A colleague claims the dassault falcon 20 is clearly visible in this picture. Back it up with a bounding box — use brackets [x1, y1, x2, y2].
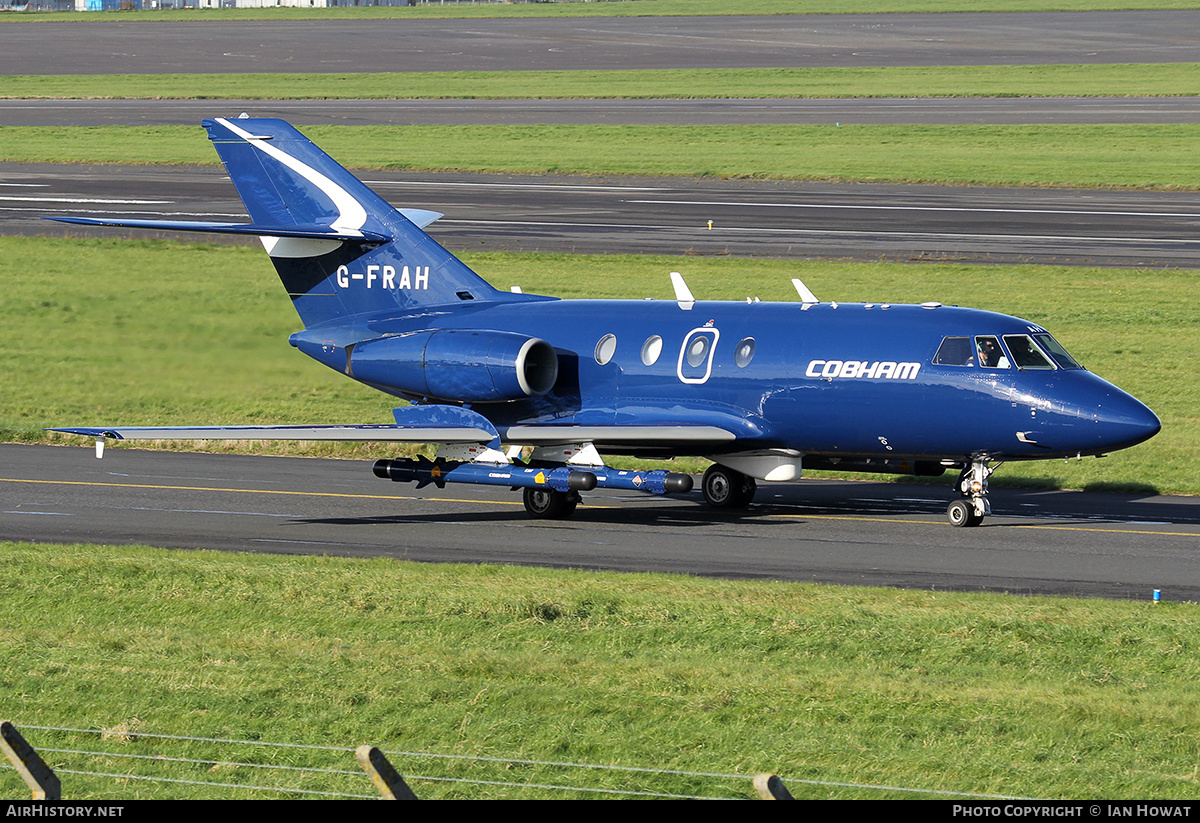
[49, 117, 1160, 527]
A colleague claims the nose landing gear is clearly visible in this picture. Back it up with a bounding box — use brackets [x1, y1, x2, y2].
[947, 460, 995, 527]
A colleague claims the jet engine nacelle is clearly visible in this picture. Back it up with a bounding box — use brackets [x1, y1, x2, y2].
[349, 329, 559, 403]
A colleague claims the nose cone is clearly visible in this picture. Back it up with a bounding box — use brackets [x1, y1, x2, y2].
[1049, 376, 1161, 456]
[1093, 388, 1161, 452]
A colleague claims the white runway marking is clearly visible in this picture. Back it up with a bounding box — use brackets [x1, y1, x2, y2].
[441, 218, 1197, 247]
[627, 199, 1200, 220]
[0, 195, 171, 204]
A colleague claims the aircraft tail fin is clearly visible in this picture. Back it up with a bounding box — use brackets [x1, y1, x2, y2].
[49, 117, 524, 328]
[201, 116, 513, 327]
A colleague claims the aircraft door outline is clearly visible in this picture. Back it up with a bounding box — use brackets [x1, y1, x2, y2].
[677, 327, 720, 384]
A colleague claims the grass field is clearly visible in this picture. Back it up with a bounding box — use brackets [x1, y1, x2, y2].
[3, 542, 1200, 799]
[6, 123, 1200, 190]
[4, 238, 1193, 495]
[7, 63, 1199, 100]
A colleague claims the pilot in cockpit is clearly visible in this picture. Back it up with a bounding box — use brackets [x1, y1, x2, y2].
[977, 336, 1010, 369]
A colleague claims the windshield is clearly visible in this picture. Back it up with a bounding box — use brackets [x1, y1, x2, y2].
[1003, 335, 1056, 370]
[1032, 333, 1084, 370]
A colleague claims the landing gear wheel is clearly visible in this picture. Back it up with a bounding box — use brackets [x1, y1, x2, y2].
[947, 499, 983, 528]
[523, 488, 579, 520]
[702, 465, 757, 509]
[948, 458, 996, 526]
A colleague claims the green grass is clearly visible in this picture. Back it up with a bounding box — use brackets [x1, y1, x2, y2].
[3, 238, 1193, 495]
[3, 542, 1200, 799]
[7, 63, 1199, 100]
[6, 123, 1200, 189]
[7, 0, 1200, 23]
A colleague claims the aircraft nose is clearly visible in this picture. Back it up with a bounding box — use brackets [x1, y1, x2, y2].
[1028, 377, 1160, 457]
[1083, 385, 1161, 453]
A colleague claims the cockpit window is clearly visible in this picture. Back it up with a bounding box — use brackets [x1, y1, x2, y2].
[933, 336, 973, 366]
[1003, 335, 1056, 370]
[975, 336, 1010, 369]
[1033, 333, 1084, 370]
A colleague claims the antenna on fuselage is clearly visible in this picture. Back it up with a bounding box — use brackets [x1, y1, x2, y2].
[670, 271, 695, 311]
[791, 278, 819, 305]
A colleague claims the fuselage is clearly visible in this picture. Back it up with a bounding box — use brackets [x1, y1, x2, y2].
[291, 296, 1161, 464]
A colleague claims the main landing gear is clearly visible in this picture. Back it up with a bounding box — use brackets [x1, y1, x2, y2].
[701, 464, 757, 509]
[946, 460, 995, 527]
[523, 487, 580, 520]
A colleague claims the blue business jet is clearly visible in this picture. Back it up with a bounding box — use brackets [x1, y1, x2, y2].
[49, 117, 1161, 527]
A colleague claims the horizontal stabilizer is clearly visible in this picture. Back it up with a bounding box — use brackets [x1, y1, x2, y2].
[46, 209, 447, 239]
[47, 216, 389, 242]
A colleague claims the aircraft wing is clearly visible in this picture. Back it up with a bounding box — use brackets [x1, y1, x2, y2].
[49, 405, 502, 450]
[504, 425, 738, 445]
[47, 424, 496, 443]
[51, 408, 749, 457]
[50, 422, 742, 447]
[501, 409, 757, 451]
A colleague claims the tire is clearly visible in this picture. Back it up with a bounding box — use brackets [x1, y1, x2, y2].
[523, 488, 579, 520]
[947, 498, 982, 527]
[702, 465, 756, 509]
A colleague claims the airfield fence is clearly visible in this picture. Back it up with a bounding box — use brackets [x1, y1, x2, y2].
[1, 722, 1031, 800]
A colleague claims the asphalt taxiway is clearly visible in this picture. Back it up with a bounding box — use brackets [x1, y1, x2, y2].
[2, 444, 1196, 601]
[3, 12, 1197, 75]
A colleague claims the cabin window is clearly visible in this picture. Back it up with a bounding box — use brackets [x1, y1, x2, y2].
[594, 334, 617, 366]
[641, 335, 663, 366]
[685, 334, 711, 367]
[975, 336, 1010, 369]
[933, 336, 973, 366]
[734, 337, 756, 368]
[1003, 335, 1056, 370]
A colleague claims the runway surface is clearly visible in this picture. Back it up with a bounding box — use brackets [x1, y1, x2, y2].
[2, 12, 1197, 75]
[2, 444, 1196, 601]
[8, 161, 1200, 267]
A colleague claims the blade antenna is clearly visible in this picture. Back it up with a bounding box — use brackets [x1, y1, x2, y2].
[791, 278, 819, 305]
[670, 271, 695, 311]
